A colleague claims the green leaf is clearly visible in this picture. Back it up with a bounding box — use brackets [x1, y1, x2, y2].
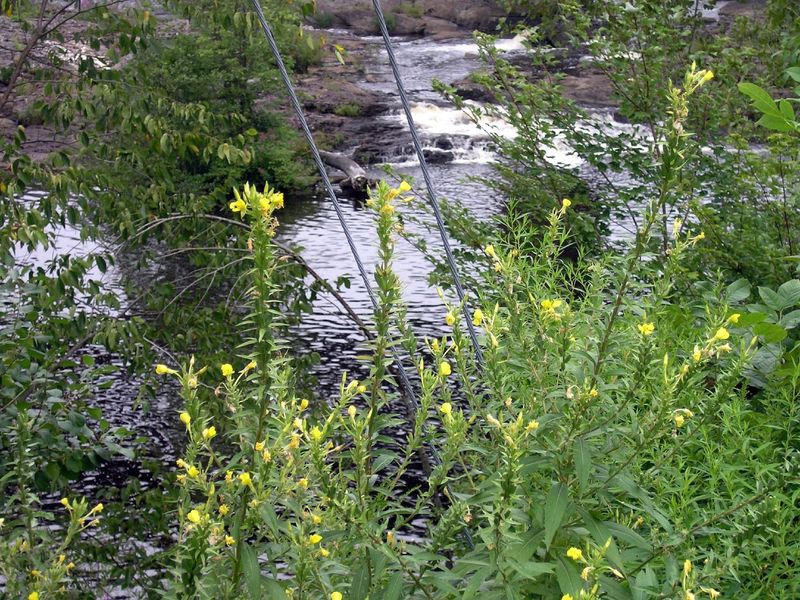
[573, 439, 590, 492]
[463, 565, 492, 599]
[779, 99, 796, 122]
[779, 310, 800, 330]
[738, 312, 766, 327]
[544, 483, 569, 549]
[241, 542, 262, 598]
[725, 278, 751, 302]
[777, 280, 800, 306]
[381, 573, 404, 600]
[554, 555, 582, 597]
[786, 67, 800, 83]
[263, 578, 287, 599]
[506, 559, 555, 580]
[753, 322, 788, 343]
[351, 559, 371, 600]
[758, 286, 787, 311]
[757, 114, 794, 132]
[738, 82, 780, 115]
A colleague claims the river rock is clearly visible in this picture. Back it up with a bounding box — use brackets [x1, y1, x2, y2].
[557, 70, 617, 108]
[450, 75, 498, 103]
[434, 137, 454, 150]
[300, 78, 391, 118]
[315, 0, 508, 36]
[422, 147, 454, 163]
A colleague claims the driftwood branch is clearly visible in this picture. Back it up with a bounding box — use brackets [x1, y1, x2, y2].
[319, 150, 369, 193]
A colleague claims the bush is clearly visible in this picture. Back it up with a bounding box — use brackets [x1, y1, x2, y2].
[143, 74, 796, 598]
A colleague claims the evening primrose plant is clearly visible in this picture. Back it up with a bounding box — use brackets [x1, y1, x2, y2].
[152, 69, 796, 597]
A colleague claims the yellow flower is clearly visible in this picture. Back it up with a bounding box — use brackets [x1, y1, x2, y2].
[187, 465, 200, 478]
[683, 559, 692, 575]
[541, 299, 563, 312]
[221, 363, 234, 377]
[239, 472, 252, 487]
[387, 530, 395, 545]
[310, 426, 324, 442]
[588, 387, 599, 398]
[348, 405, 357, 418]
[581, 566, 592, 581]
[561, 198, 572, 209]
[229, 199, 246, 214]
[298, 478, 309, 489]
[674, 413, 685, 428]
[270, 191, 284, 210]
[702, 70, 714, 81]
[398, 181, 412, 193]
[60, 497, 69, 507]
[331, 593, 343, 600]
[66, 562, 75, 570]
[225, 471, 233, 483]
[695, 231, 705, 241]
[186, 509, 201, 524]
[309, 533, 323, 545]
[713, 327, 730, 341]
[357, 384, 367, 394]
[255, 441, 265, 452]
[288, 434, 301, 449]
[31, 569, 41, 577]
[525, 419, 540, 432]
[299, 398, 309, 411]
[701, 588, 720, 599]
[312, 514, 322, 525]
[202, 426, 217, 441]
[225, 535, 235, 546]
[320, 547, 330, 557]
[242, 360, 257, 373]
[90, 503, 103, 514]
[638, 322, 655, 336]
[561, 595, 573, 600]
[439, 402, 452, 416]
[380, 203, 395, 216]
[179, 412, 191, 427]
[219, 504, 230, 516]
[445, 311, 456, 326]
[485, 244, 496, 258]
[729, 313, 741, 324]
[566, 547, 583, 561]
[262, 449, 272, 462]
[155, 364, 177, 375]
[692, 346, 702, 362]
[28, 593, 39, 600]
[439, 361, 452, 377]
[472, 308, 484, 326]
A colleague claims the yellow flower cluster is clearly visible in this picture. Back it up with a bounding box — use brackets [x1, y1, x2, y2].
[229, 182, 285, 218]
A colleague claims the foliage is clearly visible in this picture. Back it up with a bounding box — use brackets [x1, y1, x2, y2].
[438, 0, 800, 287]
[143, 80, 796, 598]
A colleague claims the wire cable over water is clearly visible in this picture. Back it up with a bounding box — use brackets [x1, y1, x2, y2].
[371, 0, 485, 369]
[248, 0, 474, 548]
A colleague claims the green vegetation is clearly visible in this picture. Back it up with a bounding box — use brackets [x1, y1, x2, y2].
[1, 0, 799, 598]
[334, 102, 364, 117]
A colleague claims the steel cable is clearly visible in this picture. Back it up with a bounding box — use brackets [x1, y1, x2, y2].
[248, 1, 474, 549]
[371, 0, 485, 369]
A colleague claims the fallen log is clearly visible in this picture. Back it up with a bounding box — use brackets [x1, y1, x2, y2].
[319, 150, 369, 193]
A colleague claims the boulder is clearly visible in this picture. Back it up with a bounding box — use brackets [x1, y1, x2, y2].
[300, 78, 391, 117]
[422, 147, 454, 163]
